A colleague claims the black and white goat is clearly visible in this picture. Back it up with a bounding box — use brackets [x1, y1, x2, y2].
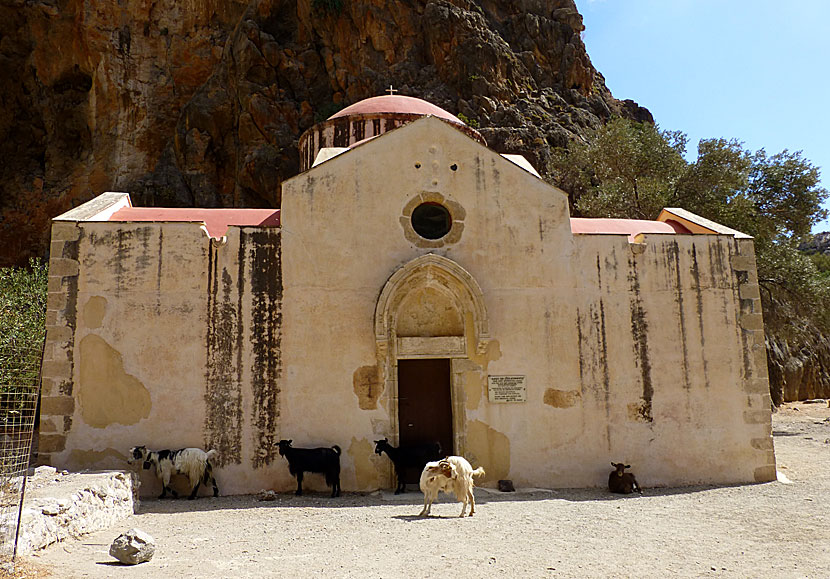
[277, 439, 341, 497]
[129, 445, 219, 500]
[374, 438, 442, 494]
[608, 462, 642, 494]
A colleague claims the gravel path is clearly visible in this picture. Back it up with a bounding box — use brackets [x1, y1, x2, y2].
[24, 402, 830, 578]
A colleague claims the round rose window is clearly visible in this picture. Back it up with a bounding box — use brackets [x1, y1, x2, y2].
[411, 203, 452, 240]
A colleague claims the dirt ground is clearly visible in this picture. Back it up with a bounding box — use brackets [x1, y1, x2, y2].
[12, 401, 830, 578]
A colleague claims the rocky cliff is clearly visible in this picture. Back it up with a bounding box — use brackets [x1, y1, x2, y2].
[0, 0, 650, 267]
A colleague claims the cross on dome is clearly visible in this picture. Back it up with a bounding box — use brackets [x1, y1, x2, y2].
[385, 85, 398, 95]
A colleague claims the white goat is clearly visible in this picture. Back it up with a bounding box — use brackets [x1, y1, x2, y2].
[418, 456, 485, 517]
[129, 445, 219, 499]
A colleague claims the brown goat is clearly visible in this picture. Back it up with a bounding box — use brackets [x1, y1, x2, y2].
[608, 462, 642, 494]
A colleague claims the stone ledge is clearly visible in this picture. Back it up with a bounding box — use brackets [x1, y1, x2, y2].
[0, 468, 138, 555]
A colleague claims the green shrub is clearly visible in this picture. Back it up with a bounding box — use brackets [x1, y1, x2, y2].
[0, 258, 48, 398]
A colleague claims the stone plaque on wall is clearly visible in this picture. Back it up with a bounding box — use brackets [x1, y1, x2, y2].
[488, 375, 527, 403]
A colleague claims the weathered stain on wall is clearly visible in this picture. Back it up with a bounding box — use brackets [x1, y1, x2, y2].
[667, 241, 691, 396]
[544, 388, 581, 408]
[353, 365, 382, 410]
[204, 244, 243, 466]
[689, 245, 711, 389]
[246, 230, 282, 468]
[78, 334, 150, 427]
[627, 254, 653, 422]
[60, 234, 80, 398]
[348, 437, 381, 489]
[466, 420, 508, 483]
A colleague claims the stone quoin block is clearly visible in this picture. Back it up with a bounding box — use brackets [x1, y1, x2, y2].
[47, 291, 68, 310]
[50, 222, 81, 242]
[46, 325, 73, 344]
[40, 395, 75, 416]
[41, 360, 71, 379]
[739, 284, 761, 300]
[753, 465, 776, 482]
[739, 313, 765, 331]
[731, 255, 756, 271]
[49, 258, 80, 278]
[39, 434, 67, 454]
[743, 409, 771, 424]
[750, 436, 773, 451]
[47, 275, 64, 293]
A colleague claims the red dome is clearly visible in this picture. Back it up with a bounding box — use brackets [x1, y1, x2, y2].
[329, 95, 465, 126]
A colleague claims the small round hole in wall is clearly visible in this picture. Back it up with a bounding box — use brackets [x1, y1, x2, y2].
[411, 202, 452, 240]
[415, 162, 421, 169]
[450, 163, 458, 171]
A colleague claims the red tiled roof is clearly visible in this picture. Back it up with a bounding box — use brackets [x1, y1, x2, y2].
[109, 207, 280, 238]
[570, 218, 676, 241]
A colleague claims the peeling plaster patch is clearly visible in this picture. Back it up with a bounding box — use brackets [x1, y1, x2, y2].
[247, 230, 282, 468]
[349, 437, 380, 489]
[464, 312, 500, 369]
[68, 448, 125, 470]
[353, 365, 382, 410]
[627, 400, 653, 423]
[466, 420, 509, 483]
[463, 370, 483, 410]
[543, 389, 581, 408]
[79, 334, 150, 428]
[83, 296, 107, 329]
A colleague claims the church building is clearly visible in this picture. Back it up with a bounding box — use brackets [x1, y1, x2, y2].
[38, 96, 776, 495]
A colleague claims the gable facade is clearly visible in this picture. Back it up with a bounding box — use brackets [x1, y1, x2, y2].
[39, 116, 774, 495]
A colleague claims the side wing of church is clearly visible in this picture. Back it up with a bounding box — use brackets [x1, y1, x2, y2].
[39, 102, 775, 496]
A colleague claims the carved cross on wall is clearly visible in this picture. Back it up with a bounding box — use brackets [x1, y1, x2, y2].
[386, 85, 398, 95]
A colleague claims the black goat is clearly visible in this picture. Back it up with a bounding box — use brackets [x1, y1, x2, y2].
[277, 439, 341, 497]
[374, 438, 442, 494]
[608, 462, 642, 494]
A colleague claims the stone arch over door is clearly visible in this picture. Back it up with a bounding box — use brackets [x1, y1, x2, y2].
[374, 254, 490, 458]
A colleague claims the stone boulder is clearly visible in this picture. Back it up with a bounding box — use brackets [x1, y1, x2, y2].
[109, 528, 155, 565]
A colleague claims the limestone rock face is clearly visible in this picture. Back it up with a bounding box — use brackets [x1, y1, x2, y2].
[0, 0, 649, 266]
[109, 528, 155, 565]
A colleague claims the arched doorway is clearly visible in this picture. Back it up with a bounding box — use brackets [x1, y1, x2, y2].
[374, 254, 490, 477]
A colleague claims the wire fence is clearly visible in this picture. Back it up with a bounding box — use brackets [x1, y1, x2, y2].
[0, 343, 43, 570]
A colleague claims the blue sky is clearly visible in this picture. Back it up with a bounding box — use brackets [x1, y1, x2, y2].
[574, 0, 830, 234]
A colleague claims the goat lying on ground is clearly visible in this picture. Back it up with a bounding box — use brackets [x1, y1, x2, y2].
[418, 456, 485, 517]
[608, 462, 642, 494]
[277, 439, 341, 497]
[374, 438, 442, 494]
[128, 445, 219, 499]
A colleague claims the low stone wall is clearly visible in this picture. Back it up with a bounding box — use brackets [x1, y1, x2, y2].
[1, 467, 138, 555]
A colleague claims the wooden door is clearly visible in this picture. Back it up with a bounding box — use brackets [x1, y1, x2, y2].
[397, 358, 453, 483]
